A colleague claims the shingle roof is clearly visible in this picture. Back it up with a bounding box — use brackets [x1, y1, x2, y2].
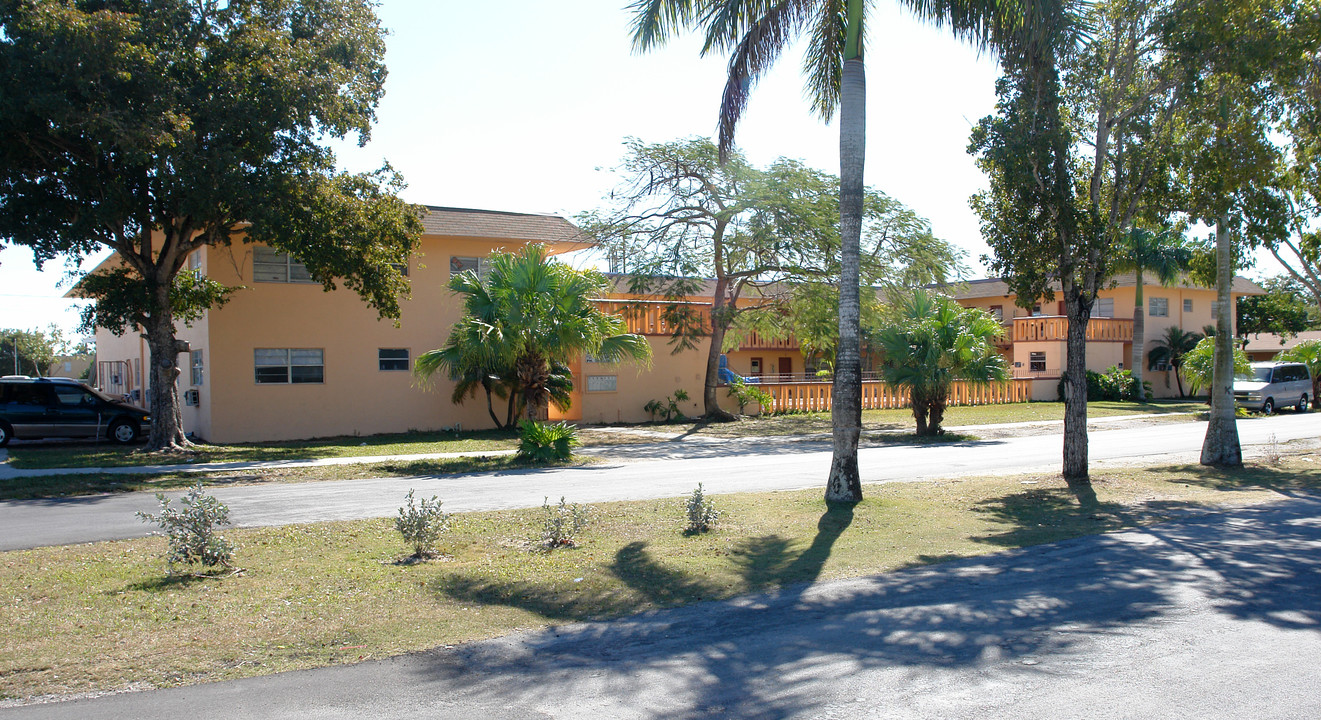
[1243, 330, 1321, 354]
[419, 206, 591, 246]
[949, 273, 1266, 300]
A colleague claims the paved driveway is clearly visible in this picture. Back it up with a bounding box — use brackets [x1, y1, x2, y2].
[6, 494, 1319, 718]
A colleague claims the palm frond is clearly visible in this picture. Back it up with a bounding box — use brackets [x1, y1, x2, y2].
[803, 0, 846, 121]
[716, 1, 812, 162]
[629, 0, 701, 51]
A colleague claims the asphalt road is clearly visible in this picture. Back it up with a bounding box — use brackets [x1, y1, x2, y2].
[2, 412, 1319, 551]
[6, 492, 1319, 719]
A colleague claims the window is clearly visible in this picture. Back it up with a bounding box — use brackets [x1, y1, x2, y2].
[188, 250, 202, 273]
[378, 348, 410, 371]
[253, 246, 315, 283]
[390, 262, 409, 277]
[450, 256, 489, 280]
[586, 375, 617, 392]
[989, 305, 1004, 322]
[1030, 352, 1047, 373]
[1183, 298, 1193, 313]
[1032, 304, 1044, 316]
[1093, 298, 1114, 318]
[52, 385, 95, 406]
[1149, 297, 1169, 317]
[190, 350, 204, 386]
[254, 349, 324, 384]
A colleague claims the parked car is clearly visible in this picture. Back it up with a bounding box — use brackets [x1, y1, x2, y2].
[1232, 361, 1313, 415]
[0, 376, 151, 446]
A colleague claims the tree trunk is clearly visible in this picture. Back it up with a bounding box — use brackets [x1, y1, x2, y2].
[826, 47, 865, 504]
[1131, 274, 1147, 400]
[702, 285, 736, 422]
[1201, 220, 1242, 466]
[142, 288, 191, 452]
[1063, 290, 1091, 483]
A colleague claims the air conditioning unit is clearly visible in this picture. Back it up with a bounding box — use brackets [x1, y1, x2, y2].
[184, 389, 200, 406]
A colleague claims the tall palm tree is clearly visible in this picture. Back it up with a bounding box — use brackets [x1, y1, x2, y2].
[1147, 326, 1204, 398]
[417, 244, 652, 423]
[629, 0, 1014, 502]
[1112, 227, 1192, 400]
[876, 290, 1009, 435]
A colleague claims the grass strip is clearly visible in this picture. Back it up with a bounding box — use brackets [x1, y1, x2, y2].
[6, 429, 521, 470]
[2, 454, 1315, 703]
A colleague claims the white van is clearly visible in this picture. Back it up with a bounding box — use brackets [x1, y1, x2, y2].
[1232, 362, 1313, 414]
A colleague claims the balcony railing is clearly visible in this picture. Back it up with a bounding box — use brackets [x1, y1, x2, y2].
[1012, 316, 1132, 343]
[741, 378, 1033, 414]
[596, 299, 799, 351]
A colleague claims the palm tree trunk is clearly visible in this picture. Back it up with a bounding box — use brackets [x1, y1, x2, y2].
[1131, 274, 1146, 400]
[825, 18, 865, 504]
[1201, 219, 1242, 466]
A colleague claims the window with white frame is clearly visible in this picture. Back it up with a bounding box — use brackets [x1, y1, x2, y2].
[449, 256, 489, 280]
[1183, 298, 1193, 313]
[1149, 297, 1169, 317]
[586, 375, 617, 392]
[190, 350, 204, 386]
[1093, 298, 1114, 317]
[378, 348, 409, 371]
[254, 348, 324, 384]
[253, 246, 315, 283]
[1030, 352, 1047, 372]
[989, 305, 1004, 322]
[390, 262, 409, 277]
[188, 250, 203, 273]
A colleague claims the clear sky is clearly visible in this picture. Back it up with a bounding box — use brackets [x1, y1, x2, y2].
[0, 0, 1267, 341]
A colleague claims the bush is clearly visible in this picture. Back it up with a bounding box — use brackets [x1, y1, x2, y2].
[1058, 366, 1152, 402]
[517, 420, 579, 462]
[136, 482, 235, 573]
[726, 378, 772, 415]
[541, 496, 591, 548]
[395, 489, 451, 559]
[644, 388, 690, 422]
[684, 482, 720, 533]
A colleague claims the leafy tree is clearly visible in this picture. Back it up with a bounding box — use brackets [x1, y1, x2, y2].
[1236, 277, 1316, 343]
[417, 244, 652, 422]
[628, 0, 1005, 502]
[1161, 0, 1319, 466]
[1112, 227, 1193, 399]
[0, 0, 423, 452]
[1147, 326, 1204, 397]
[582, 138, 963, 420]
[970, 0, 1147, 484]
[0, 326, 61, 376]
[1181, 336, 1250, 396]
[875, 290, 1008, 436]
[1276, 339, 1321, 409]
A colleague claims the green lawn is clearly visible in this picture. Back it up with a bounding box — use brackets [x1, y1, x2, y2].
[5, 428, 520, 470]
[0, 453, 1311, 702]
[2, 400, 1206, 471]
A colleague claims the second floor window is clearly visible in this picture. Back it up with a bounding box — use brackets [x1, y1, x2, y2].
[1030, 352, 1047, 372]
[378, 348, 409, 371]
[450, 256, 490, 281]
[1149, 297, 1169, 317]
[255, 348, 324, 384]
[253, 246, 315, 283]
[190, 350, 204, 386]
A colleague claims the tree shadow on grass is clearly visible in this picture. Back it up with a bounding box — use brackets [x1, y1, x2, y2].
[410, 494, 1321, 719]
[1145, 462, 1321, 496]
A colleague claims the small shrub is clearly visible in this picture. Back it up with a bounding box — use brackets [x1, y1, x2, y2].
[1262, 433, 1283, 466]
[726, 378, 772, 415]
[684, 482, 720, 533]
[395, 489, 452, 559]
[644, 388, 691, 422]
[136, 482, 234, 573]
[541, 496, 591, 548]
[517, 420, 579, 462]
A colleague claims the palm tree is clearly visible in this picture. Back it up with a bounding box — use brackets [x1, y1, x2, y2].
[629, 0, 1015, 502]
[1112, 227, 1192, 400]
[1147, 326, 1203, 398]
[417, 244, 652, 423]
[876, 290, 1009, 435]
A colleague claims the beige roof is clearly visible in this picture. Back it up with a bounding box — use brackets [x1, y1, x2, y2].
[950, 273, 1265, 300]
[1243, 330, 1321, 354]
[419, 206, 590, 247]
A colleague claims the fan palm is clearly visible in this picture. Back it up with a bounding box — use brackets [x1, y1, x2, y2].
[1275, 339, 1321, 409]
[1147, 326, 1204, 397]
[630, 0, 1022, 502]
[1112, 227, 1192, 400]
[417, 244, 652, 424]
[876, 290, 1009, 436]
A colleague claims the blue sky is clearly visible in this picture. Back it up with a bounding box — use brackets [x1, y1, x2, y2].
[1, 1, 1018, 338]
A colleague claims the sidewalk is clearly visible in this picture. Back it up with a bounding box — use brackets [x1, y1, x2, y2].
[0, 412, 1197, 481]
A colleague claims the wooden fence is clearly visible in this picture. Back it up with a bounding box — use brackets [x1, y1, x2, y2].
[753, 378, 1033, 414]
